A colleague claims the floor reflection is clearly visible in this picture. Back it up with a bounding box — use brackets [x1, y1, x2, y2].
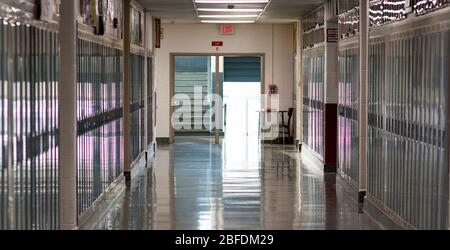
[83, 136, 380, 230]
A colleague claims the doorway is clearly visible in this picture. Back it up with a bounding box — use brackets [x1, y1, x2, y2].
[170, 54, 264, 144]
[223, 56, 262, 139]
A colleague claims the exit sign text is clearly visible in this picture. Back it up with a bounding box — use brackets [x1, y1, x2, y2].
[220, 24, 234, 35]
[212, 41, 224, 47]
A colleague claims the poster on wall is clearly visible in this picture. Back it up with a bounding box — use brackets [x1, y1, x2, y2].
[105, 0, 122, 37]
[115, 0, 123, 37]
[96, 0, 105, 35]
[40, 0, 56, 22]
[80, 0, 97, 27]
[155, 19, 161, 49]
[130, 6, 144, 46]
[79, 0, 120, 36]
[106, 0, 118, 29]
[79, 0, 111, 36]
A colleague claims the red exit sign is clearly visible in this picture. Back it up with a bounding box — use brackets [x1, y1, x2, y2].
[212, 41, 224, 47]
[220, 24, 234, 35]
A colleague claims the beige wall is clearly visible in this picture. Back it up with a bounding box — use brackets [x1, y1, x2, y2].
[154, 23, 295, 138]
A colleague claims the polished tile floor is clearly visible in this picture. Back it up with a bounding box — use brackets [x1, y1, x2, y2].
[81, 136, 381, 230]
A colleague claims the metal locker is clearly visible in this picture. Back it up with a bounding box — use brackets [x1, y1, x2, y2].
[302, 47, 325, 158]
[366, 17, 450, 229]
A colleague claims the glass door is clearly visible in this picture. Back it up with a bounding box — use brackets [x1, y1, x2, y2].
[172, 56, 223, 138]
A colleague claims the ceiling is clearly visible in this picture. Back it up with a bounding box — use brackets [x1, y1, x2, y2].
[136, 0, 325, 24]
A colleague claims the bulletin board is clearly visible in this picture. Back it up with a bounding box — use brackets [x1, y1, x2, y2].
[130, 5, 144, 46]
[80, 0, 123, 37]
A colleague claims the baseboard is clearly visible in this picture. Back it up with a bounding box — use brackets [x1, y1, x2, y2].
[363, 198, 407, 230]
[336, 174, 361, 204]
[323, 164, 337, 173]
[262, 140, 293, 144]
[175, 131, 225, 137]
[156, 137, 170, 145]
[77, 174, 125, 230]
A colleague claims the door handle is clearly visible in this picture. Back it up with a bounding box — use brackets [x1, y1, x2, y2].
[224, 104, 227, 126]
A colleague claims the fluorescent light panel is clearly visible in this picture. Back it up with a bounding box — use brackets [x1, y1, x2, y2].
[197, 8, 264, 12]
[199, 15, 258, 18]
[195, 0, 270, 24]
[201, 20, 255, 23]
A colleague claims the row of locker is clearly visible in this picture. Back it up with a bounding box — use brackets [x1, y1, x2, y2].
[302, 2, 450, 229]
[76, 38, 125, 217]
[130, 54, 146, 162]
[0, 21, 59, 230]
[302, 48, 325, 158]
[76, 39, 151, 218]
[366, 28, 449, 230]
[335, 25, 450, 229]
[338, 46, 359, 183]
[337, 0, 450, 42]
[0, 19, 154, 229]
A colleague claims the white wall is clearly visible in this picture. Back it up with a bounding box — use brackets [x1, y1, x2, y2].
[154, 23, 295, 138]
[295, 21, 303, 144]
[145, 12, 154, 52]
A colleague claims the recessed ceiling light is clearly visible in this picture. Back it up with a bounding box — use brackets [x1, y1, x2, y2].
[201, 20, 256, 23]
[197, 8, 264, 12]
[194, 0, 271, 24]
[199, 15, 258, 18]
